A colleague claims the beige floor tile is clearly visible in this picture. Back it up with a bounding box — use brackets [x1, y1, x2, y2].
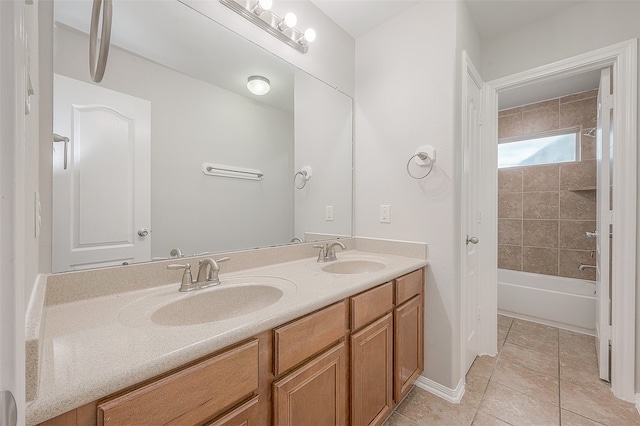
[560, 410, 605, 425]
[396, 387, 477, 426]
[498, 325, 509, 351]
[491, 360, 559, 405]
[499, 342, 558, 377]
[559, 330, 597, 368]
[560, 380, 640, 425]
[559, 356, 600, 387]
[511, 319, 559, 336]
[462, 372, 490, 408]
[506, 327, 558, 356]
[471, 411, 512, 426]
[479, 382, 560, 425]
[469, 355, 498, 380]
[498, 315, 514, 329]
[383, 412, 419, 426]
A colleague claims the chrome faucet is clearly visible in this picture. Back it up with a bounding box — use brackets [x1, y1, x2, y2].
[167, 256, 229, 292]
[169, 248, 183, 258]
[313, 241, 346, 263]
[196, 257, 230, 288]
[290, 237, 304, 244]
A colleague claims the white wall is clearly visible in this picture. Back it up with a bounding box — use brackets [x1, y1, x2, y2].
[180, 0, 355, 97]
[355, 0, 481, 391]
[294, 71, 352, 240]
[54, 27, 294, 259]
[480, 0, 640, 394]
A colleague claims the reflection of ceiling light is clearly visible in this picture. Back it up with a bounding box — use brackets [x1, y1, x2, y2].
[247, 75, 270, 95]
[220, 0, 316, 54]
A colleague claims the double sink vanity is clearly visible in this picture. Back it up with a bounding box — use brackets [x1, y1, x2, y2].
[27, 238, 428, 426]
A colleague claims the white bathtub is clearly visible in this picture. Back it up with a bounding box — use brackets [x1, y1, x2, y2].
[497, 269, 596, 335]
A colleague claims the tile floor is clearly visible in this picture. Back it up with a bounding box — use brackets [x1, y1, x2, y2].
[385, 315, 640, 425]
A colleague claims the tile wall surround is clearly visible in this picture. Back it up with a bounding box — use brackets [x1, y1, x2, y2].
[498, 90, 598, 281]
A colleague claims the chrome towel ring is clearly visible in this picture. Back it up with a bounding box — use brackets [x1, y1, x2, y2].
[294, 166, 312, 189]
[89, 0, 113, 83]
[406, 152, 434, 179]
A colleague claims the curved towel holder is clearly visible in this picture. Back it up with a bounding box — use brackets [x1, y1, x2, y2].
[407, 145, 436, 180]
[294, 166, 312, 189]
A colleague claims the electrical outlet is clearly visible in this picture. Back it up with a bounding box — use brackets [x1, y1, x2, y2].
[325, 206, 334, 221]
[379, 205, 390, 223]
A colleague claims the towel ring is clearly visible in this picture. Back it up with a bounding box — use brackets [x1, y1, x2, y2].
[406, 152, 434, 179]
[294, 166, 312, 189]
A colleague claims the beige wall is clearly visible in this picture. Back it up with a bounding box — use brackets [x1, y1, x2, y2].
[497, 90, 598, 281]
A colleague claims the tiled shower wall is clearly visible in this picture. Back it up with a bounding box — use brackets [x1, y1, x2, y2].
[498, 90, 598, 281]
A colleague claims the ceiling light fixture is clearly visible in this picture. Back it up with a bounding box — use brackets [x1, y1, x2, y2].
[220, 0, 316, 54]
[247, 75, 271, 95]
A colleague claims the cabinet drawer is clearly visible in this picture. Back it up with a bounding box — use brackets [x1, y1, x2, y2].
[350, 282, 393, 331]
[206, 395, 259, 426]
[274, 300, 347, 375]
[97, 339, 259, 426]
[395, 269, 423, 305]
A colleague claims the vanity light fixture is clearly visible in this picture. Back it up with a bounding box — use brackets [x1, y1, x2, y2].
[247, 75, 271, 95]
[220, 0, 316, 54]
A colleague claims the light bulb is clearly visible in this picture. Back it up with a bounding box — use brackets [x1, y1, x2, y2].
[252, 0, 272, 14]
[279, 12, 297, 30]
[247, 75, 270, 96]
[303, 28, 316, 43]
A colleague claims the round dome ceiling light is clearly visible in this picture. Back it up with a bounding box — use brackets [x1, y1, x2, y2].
[247, 75, 271, 96]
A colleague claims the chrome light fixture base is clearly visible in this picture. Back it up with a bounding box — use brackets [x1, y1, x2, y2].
[220, 0, 310, 54]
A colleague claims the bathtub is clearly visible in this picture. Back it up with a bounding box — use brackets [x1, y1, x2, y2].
[497, 269, 596, 335]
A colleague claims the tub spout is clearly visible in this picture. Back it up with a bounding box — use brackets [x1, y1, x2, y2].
[578, 263, 596, 271]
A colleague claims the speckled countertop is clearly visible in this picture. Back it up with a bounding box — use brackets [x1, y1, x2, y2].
[26, 249, 428, 425]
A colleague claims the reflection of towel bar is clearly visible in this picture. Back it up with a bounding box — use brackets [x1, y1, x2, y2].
[202, 163, 263, 181]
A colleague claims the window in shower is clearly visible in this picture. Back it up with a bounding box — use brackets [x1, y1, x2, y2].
[498, 127, 581, 168]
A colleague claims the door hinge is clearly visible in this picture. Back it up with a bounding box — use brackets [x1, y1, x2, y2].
[603, 93, 614, 110]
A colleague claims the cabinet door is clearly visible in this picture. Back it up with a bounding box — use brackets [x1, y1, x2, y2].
[351, 313, 393, 426]
[394, 295, 423, 402]
[273, 342, 347, 426]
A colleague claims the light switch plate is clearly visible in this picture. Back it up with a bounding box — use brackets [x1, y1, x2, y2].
[379, 205, 390, 223]
[325, 206, 334, 221]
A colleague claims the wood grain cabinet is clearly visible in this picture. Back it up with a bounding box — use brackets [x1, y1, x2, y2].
[393, 270, 424, 402]
[97, 339, 259, 426]
[36, 268, 426, 426]
[273, 342, 348, 426]
[350, 283, 394, 426]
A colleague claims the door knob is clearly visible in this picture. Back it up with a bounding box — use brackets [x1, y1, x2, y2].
[466, 235, 479, 245]
[137, 228, 149, 237]
[586, 231, 597, 238]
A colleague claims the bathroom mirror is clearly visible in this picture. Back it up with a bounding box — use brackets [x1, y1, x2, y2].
[51, 0, 352, 272]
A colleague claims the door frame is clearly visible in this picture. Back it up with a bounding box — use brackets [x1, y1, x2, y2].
[481, 39, 637, 401]
[0, 0, 27, 424]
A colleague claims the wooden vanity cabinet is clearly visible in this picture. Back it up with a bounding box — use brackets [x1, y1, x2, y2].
[349, 283, 394, 426]
[393, 270, 424, 402]
[36, 268, 426, 426]
[272, 300, 349, 426]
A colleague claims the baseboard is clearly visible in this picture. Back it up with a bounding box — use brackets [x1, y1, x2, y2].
[414, 375, 465, 403]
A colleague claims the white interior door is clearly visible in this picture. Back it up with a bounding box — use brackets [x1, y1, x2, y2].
[53, 74, 151, 272]
[462, 53, 483, 374]
[595, 67, 613, 382]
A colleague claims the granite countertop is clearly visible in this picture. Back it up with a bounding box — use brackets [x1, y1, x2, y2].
[26, 249, 428, 425]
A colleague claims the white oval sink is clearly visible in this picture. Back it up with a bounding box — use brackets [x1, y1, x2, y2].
[321, 260, 386, 274]
[118, 276, 296, 327]
[151, 284, 283, 326]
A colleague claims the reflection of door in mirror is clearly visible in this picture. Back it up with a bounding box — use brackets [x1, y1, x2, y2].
[53, 74, 151, 272]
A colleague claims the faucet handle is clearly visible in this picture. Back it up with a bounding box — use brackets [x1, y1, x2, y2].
[313, 244, 328, 263]
[167, 263, 196, 291]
